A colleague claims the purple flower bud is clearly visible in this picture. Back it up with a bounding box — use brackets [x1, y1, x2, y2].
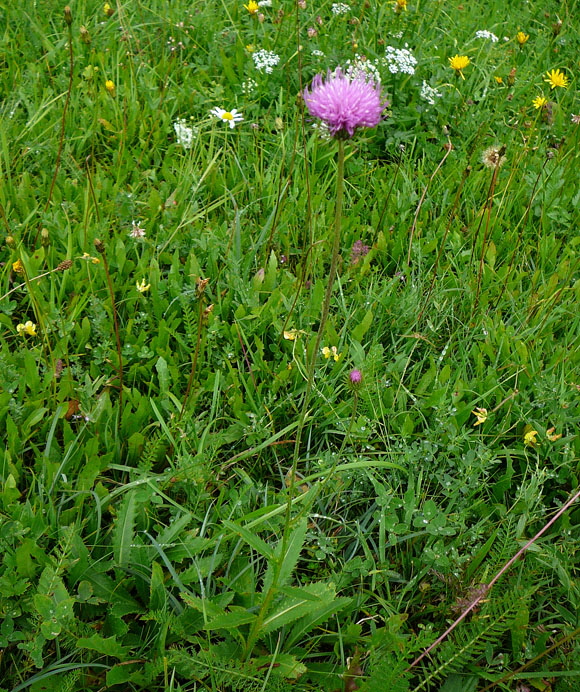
[349, 368, 362, 385]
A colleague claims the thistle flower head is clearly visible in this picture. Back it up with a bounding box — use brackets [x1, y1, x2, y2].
[348, 369, 363, 387]
[303, 68, 384, 138]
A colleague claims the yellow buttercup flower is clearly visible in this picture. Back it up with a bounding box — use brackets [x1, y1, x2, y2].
[244, 0, 259, 14]
[16, 321, 37, 336]
[544, 69, 569, 89]
[472, 407, 488, 427]
[516, 31, 529, 45]
[105, 79, 116, 95]
[532, 95, 548, 109]
[448, 55, 470, 79]
[136, 278, 151, 293]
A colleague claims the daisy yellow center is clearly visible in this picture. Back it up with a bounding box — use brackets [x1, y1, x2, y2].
[222, 112, 234, 120]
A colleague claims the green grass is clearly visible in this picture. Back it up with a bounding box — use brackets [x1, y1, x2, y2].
[1, 0, 579, 690]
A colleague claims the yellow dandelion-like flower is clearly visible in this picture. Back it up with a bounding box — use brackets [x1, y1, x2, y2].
[394, 0, 407, 12]
[544, 69, 569, 89]
[105, 79, 116, 95]
[516, 31, 529, 45]
[523, 427, 538, 447]
[244, 0, 259, 13]
[448, 55, 470, 79]
[532, 95, 548, 109]
[12, 259, 24, 274]
[472, 407, 488, 427]
[16, 320, 37, 337]
[494, 75, 503, 84]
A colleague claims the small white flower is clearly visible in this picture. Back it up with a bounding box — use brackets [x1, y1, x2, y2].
[173, 118, 196, 148]
[474, 30, 499, 42]
[312, 49, 325, 57]
[210, 107, 244, 128]
[331, 2, 350, 14]
[252, 49, 280, 73]
[258, 0, 272, 5]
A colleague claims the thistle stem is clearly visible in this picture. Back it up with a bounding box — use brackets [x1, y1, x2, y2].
[243, 139, 345, 661]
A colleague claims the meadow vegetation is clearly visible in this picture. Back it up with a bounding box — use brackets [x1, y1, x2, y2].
[1, 0, 579, 690]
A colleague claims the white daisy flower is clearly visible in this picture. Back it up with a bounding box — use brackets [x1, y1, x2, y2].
[210, 107, 244, 128]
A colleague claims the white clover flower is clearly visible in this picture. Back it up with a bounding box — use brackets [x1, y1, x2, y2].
[129, 220, 146, 239]
[331, 2, 350, 15]
[344, 54, 381, 83]
[475, 30, 499, 42]
[383, 45, 417, 75]
[173, 118, 196, 149]
[252, 49, 280, 73]
[210, 107, 244, 128]
[420, 81, 442, 105]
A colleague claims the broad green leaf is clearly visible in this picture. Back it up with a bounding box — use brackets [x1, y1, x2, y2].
[113, 489, 137, 566]
[352, 309, 374, 342]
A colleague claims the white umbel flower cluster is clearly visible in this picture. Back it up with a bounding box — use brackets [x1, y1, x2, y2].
[383, 45, 417, 75]
[331, 3, 350, 15]
[344, 54, 382, 83]
[420, 81, 442, 105]
[252, 49, 280, 73]
[474, 30, 499, 42]
[173, 118, 196, 148]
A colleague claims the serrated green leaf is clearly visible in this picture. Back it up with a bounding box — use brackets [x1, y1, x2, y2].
[222, 519, 274, 560]
[262, 517, 307, 596]
[205, 607, 258, 631]
[76, 633, 131, 659]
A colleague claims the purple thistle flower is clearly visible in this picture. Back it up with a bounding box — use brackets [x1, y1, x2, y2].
[351, 239, 370, 265]
[349, 368, 363, 385]
[303, 68, 384, 138]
